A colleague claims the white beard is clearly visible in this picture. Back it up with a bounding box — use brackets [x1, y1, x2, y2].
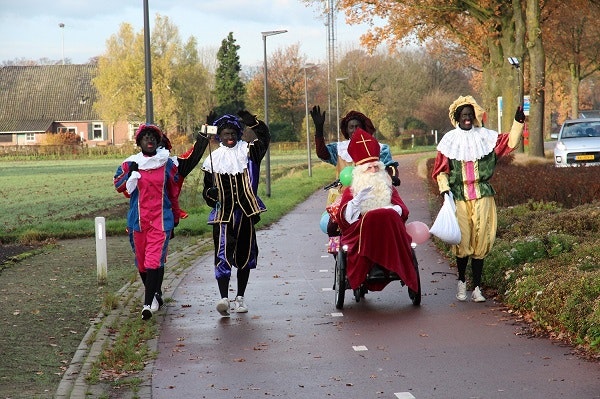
[351, 162, 393, 213]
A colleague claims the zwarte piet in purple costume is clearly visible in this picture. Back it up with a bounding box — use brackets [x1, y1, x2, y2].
[201, 110, 269, 315]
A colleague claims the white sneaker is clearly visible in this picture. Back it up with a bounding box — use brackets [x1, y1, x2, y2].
[456, 281, 467, 301]
[150, 296, 160, 312]
[471, 286, 486, 302]
[141, 305, 153, 320]
[233, 296, 248, 313]
[216, 298, 230, 316]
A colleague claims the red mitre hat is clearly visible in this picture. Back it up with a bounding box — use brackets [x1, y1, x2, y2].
[348, 127, 380, 165]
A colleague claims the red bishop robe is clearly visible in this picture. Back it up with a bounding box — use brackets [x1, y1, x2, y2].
[336, 187, 418, 292]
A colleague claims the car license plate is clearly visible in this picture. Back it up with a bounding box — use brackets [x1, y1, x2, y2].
[575, 154, 595, 161]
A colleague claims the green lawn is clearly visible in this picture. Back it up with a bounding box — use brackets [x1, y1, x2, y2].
[0, 150, 331, 243]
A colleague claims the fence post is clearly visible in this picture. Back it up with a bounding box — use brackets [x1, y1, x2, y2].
[95, 217, 107, 285]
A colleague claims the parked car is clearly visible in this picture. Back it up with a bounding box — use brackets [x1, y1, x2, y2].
[553, 118, 600, 167]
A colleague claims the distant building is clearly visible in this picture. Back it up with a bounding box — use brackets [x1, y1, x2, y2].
[0, 64, 135, 146]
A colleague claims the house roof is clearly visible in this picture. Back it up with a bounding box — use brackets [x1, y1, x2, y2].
[0, 64, 100, 134]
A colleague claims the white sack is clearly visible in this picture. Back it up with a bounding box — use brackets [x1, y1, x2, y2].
[429, 192, 461, 245]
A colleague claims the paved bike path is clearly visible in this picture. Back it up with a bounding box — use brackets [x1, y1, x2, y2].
[149, 153, 600, 399]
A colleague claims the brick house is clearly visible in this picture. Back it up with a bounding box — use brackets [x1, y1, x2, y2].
[0, 64, 134, 147]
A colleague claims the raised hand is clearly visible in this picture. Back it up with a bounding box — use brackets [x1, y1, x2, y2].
[237, 110, 259, 127]
[310, 105, 326, 136]
[515, 106, 526, 123]
[353, 186, 373, 204]
[206, 110, 218, 125]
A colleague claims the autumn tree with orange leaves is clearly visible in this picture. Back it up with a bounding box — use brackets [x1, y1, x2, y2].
[544, 0, 600, 119]
[245, 44, 329, 141]
[304, 0, 551, 155]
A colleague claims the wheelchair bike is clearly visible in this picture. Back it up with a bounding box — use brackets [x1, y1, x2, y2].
[323, 180, 422, 309]
[333, 240, 422, 309]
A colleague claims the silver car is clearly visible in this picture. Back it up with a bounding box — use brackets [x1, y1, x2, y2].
[553, 118, 600, 167]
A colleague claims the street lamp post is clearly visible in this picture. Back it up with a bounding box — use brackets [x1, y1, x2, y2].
[58, 23, 65, 65]
[335, 77, 348, 143]
[262, 30, 287, 197]
[143, 0, 154, 124]
[303, 63, 316, 177]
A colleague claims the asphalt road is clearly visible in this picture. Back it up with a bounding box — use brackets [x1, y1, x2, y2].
[151, 153, 599, 399]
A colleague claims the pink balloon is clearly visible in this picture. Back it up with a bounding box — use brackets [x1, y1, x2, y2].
[405, 221, 430, 245]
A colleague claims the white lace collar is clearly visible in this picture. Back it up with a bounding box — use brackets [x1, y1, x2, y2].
[337, 140, 353, 163]
[437, 126, 498, 161]
[202, 141, 249, 174]
[125, 148, 170, 170]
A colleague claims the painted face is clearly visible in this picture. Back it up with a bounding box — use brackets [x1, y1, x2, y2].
[219, 128, 239, 148]
[458, 106, 475, 130]
[139, 131, 158, 153]
[346, 119, 364, 138]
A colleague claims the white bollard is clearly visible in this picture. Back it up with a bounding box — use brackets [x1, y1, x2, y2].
[95, 216, 107, 285]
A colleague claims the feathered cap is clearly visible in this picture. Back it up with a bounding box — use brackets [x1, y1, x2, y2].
[340, 110, 376, 139]
[448, 95, 486, 128]
[212, 114, 244, 140]
[347, 127, 380, 165]
[135, 124, 163, 146]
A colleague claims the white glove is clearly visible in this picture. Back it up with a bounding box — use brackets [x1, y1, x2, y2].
[126, 171, 141, 194]
[353, 186, 373, 204]
[344, 186, 373, 224]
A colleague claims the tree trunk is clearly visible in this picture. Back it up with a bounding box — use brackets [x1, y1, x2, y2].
[481, 39, 503, 131]
[483, 12, 518, 134]
[570, 69, 580, 118]
[526, 0, 546, 158]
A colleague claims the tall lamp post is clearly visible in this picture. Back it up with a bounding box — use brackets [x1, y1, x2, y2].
[262, 29, 287, 197]
[143, 0, 154, 124]
[335, 77, 348, 142]
[58, 23, 65, 65]
[302, 63, 316, 177]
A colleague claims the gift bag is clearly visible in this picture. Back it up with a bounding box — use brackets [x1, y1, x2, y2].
[429, 192, 461, 245]
[325, 188, 343, 225]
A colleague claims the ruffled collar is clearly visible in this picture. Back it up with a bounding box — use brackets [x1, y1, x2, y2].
[437, 126, 498, 161]
[337, 140, 353, 163]
[202, 141, 249, 174]
[125, 148, 170, 170]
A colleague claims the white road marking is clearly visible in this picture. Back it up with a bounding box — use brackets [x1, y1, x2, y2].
[322, 287, 333, 292]
[394, 393, 416, 399]
[330, 312, 343, 317]
[352, 345, 368, 351]
[319, 269, 328, 272]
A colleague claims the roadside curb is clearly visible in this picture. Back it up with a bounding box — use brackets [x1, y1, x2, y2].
[55, 239, 210, 399]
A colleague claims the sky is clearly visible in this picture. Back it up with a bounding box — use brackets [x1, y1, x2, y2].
[0, 0, 381, 68]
